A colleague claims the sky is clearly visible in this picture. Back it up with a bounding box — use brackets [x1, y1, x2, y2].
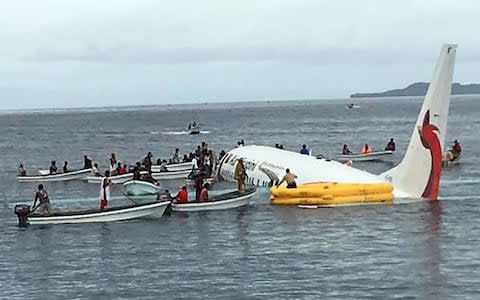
[1, 0, 480, 109]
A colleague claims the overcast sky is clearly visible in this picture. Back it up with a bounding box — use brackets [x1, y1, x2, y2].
[1, 0, 479, 109]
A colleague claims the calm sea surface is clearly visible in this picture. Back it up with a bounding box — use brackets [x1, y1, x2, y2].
[1, 96, 479, 299]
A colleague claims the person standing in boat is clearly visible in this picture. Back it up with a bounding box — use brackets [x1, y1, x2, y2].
[18, 163, 27, 176]
[63, 161, 69, 173]
[199, 183, 210, 202]
[342, 144, 352, 155]
[300, 144, 310, 155]
[277, 169, 298, 189]
[33, 184, 52, 215]
[49, 161, 58, 175]
[109, 153, 117, 171]
[234, 158, 247, 193]
[452, 139, 462, 159]
[384, 138, 396, 151]
[361, 144, 373, 154]
[83, 155, 93, 169]
[100, 171, 112, 210]
[172, 148, 180, 163]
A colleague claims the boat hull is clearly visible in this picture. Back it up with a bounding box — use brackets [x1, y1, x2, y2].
[123, 180, 162, 196]
[152, 169, 191, 180]
[27, 201, 170, 225]
[151, 162, 194, 173]
[172, 188, 256, 212]
[17, 169, 92, 182]
[86, 173, 135, 184]
[336, 150, 393, 162]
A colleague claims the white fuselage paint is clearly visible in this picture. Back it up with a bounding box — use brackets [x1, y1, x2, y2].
[218, 145, 409, 198]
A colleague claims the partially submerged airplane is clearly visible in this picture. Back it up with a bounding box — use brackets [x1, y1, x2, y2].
[218, 44, 457, 200]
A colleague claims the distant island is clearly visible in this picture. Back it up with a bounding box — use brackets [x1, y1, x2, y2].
[350, 82, 480, 98]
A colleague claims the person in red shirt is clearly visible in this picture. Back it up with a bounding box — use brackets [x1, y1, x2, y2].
[175, 186, 188, 204]
[452, 140, 462, 158]
[199, 183, 210, 202]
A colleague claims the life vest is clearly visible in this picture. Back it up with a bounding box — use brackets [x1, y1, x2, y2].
[176, 189, 188, 203]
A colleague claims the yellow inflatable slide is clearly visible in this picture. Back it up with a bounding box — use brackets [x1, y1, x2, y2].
[270, 182, 394, 206]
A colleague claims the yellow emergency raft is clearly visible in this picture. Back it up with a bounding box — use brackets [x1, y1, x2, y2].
[270, 182, 394, 206]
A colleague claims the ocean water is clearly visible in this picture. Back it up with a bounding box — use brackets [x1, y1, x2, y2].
[1, 96, 479, 299]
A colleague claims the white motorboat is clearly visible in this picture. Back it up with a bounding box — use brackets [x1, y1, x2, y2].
[172, 188, 256, 212]
[151, 161, 194, 173]
[152, 169, 192, 180]
[14, 201, 171, 226]
[336, 150, 394, 162]
[346, 103, 360, 109]
[188, 125, 201, 134]
[123, 180, 162, 196]
[17, 169, 92, 183]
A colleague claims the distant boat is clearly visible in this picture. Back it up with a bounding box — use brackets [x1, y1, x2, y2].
[346, 103, 360, 109]
[336, 150, 394, 162]
[17, 169, 92, 182]
[187, 123, 201, 134]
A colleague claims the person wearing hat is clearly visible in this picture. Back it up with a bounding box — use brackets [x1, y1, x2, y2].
[234, 158, 247, 193]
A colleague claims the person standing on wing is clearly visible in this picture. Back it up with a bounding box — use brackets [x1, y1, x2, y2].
[234, 158, 247, 193]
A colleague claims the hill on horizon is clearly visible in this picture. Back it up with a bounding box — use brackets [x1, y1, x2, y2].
[350, 82, 480, 98]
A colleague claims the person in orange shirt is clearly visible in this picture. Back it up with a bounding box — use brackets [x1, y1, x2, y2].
[199, 183, 210, 202]
[175, 186, 188, 204]
[361, 144, 373, 153]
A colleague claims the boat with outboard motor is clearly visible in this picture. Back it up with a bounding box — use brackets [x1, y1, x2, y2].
[123, 180, 162, 196]
[17, 168, 92, 182]
[336, 150, 394, 162]
[13, 200, 170, 226]
[171, 188, 256, 212]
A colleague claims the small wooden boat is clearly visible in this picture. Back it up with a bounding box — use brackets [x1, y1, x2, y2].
[152, 169, 192, 180]
[151, 161, 194, 173]
[17, 169, 92, 182]
[14, 201, 170, 226]
[172, 188, 256, 212]
[336, 150, 393, 162]
[123, 180, 162, 196]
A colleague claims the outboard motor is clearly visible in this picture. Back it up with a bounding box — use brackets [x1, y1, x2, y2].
[14, 204, 30, 227]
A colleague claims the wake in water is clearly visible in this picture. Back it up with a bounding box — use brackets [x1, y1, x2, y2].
[161, 130, 210, 135]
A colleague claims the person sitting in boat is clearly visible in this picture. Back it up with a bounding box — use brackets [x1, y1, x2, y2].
[114, 162, 125, 175]
[384, 138, 396, 151]
[182, 154, 189, 163]
[158, 159, 168, 172]
[452, 139, 462, 158]
[172, 148, 180, 163]
[342, 144, 353, 155]
[33, 184, 52, 215]
[300, 144, 310, 155]
[141, 170, 159, 185]
[133, 166, 142, 180]
[100, 171, 111, 210]
[199, 183, 210, 202]
[361, 144, 373, 154]
[174, 186, 188, 204]
[49, 161, 58, 175]
[277, 168, 298, 189]
[63, 161, 69, 173]
[18, 163, 27, 176]
[92, 163, 101, 176]
[83, 155, 93, 169]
